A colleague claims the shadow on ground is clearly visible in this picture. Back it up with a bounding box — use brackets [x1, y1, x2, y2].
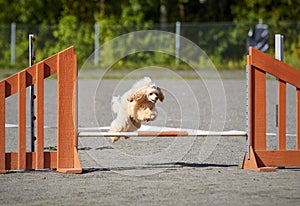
[82, 162, 239, 174]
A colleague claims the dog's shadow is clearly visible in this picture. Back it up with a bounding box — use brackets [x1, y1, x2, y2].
[82, 162, 239, 174]
[95, 146, 114, 150]
[152, 162, 238, 168]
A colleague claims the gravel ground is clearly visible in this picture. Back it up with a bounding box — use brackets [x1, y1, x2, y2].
[1, 69, 299, 206]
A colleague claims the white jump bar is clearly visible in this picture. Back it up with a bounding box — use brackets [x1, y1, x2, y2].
[78, 130, 247, 137]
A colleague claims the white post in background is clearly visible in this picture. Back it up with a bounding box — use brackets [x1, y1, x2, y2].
[94, 22, 99, 65]
[29, 34, 35, 66]
[10, 22, 16, 65]
[29, 34, 35, 152]
[275, 34, 284, 148]
[175, 21, 181, 66]
[275, 34, 284, 61]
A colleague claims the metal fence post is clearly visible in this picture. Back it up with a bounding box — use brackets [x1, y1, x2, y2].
[94, 22, 99, 65]
[175, 21, 181, 66]
[10, 22, 16, 65]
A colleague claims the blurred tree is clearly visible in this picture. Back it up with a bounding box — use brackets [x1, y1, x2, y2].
[166, 0, 235, 23]
[60, 0, 102, 22]
[2, 0, 300, 69]
[0, 0, 63, 24]
[231, 0, 300, 67]
[50, 14, 94, 65]
[95, 0, 157, 25]
[2, 0, 300, 26]
[231, 0, 300, 23]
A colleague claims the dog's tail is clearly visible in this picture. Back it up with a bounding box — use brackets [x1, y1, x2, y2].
[111, 96, 121, 114]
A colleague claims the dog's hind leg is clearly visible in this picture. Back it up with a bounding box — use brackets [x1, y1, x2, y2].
[111, 136, 120, 143]
[108, 121, 121, 143]
[109, 128, 120, 143]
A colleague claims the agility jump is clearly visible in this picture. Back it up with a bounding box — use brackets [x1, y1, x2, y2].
[0, 46, 81, 174]
[241, 47, 300, 171]
[1, 44, 300, 173]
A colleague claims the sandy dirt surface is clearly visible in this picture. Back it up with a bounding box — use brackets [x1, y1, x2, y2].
[1, 70, 300, 206]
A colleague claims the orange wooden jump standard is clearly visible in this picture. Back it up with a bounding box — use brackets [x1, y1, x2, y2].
[0, 46, 82, 174]
[241, 47, 300, 172]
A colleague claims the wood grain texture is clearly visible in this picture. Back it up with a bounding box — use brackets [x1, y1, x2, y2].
[1, 46, 81, 173]
[253, 68, 266, 150]
[249, 47, 300, 88]
[278, 80, 286, 150]
[57, 46, 77, 170]
[241, 146, 276, 172]
[36, 63, 44, 169]
[255, 150, 300, 167]
[5, 152, 57, 170]
[243, 47, 300, 171]
[0, 46, 74, 98]
[18, 71, 27, 170]
[0, 81, 6, 173]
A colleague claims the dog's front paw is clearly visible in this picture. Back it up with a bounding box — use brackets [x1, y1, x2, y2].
[111, 136, 120, 143]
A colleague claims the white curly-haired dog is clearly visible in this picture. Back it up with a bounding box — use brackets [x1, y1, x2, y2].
[109, 77, 164, 143]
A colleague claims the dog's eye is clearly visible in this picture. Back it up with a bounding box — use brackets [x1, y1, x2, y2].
[149, 92, 153, 95]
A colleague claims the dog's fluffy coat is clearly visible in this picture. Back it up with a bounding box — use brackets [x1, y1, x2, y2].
[109, 77, 164, 142]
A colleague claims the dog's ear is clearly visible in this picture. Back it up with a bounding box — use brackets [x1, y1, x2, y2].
[128, 90, 145, 102]
[157, 87, 164, 102]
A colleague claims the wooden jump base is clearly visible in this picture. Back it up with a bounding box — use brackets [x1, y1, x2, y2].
[241, 47, 300, 172]
[0, 46, 82, 174]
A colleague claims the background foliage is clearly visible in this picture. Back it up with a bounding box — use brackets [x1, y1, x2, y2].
[0, 0, 300, 70]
